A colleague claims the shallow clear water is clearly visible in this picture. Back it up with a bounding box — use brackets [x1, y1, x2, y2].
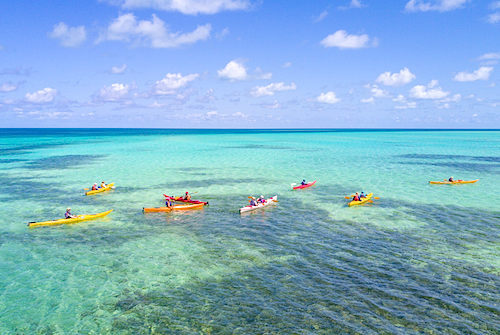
[0, 129, 498, 334]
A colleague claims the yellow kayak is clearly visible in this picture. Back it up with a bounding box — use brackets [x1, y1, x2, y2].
[348, 193, 373, 207]
[28, 209, 113, 228]
[429, 179, 479, 185]
[85, 183, 115, 196]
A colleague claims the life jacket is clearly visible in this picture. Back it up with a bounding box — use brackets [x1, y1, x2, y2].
[353, 196, 360, 201]
[92, 185, 97, 190]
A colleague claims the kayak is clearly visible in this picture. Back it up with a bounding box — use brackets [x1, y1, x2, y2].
[85, 183, 115, 196]
[28, 209, 113, 228]
[163, 194, 209, 205]
[429, 179, 479, 185]
[143, 203, 205, 213]
[348, 193, 373, 207]
[292, 180, 317, 190]
[239, 196, 278, 214]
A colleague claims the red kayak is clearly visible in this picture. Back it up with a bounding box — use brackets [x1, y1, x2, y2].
[292, 180, 316, 190]
[163, 194, 209, 205]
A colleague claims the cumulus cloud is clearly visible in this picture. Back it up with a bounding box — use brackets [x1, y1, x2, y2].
[410, 80, 449, 99]
[218, 60, 247, 80]
[405, 0, 468, 12]
[320, 30, 372, 49]
[49, 22, 86, 47]
[361, 97, 374, 103]
[395, 102, 417, 109]
[370, 85, 389, 98]
[376, 67, 416, 86]
[99, 13, 211, 48]
[317, 91, 340, 104]
[98, 83, 130, 101]
[453, 66, 493, 82]
[111, 64, 127, 74]
[251, 82, 296, 97]
[0, 82, 17, 92]
[25, 88, 57, 103]
[119, 0, 250, 15]
[154, 73, 199, 94]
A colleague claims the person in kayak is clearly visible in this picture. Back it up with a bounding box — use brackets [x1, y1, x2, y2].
[165, 196, 173, 208]
[360, 192, 366, 199]
[352, 193, 360, 201]
[65, 208, 76, 219]
[91, 183, 98, 191]
[249, 197, 258, 206]
[100, 181, 107, 188]
[301, 179, 307, 185]
[183, 192, 191, 201]
[448, 177, 454, 182]
[257, 195, 266, 204]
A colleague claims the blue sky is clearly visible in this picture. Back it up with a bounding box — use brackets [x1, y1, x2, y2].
[0, 0, 499, 128]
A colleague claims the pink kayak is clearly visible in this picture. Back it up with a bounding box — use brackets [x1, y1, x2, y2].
[292, 180, 316, 190]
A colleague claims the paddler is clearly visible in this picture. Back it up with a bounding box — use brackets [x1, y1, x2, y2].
[183, 191, 191, 201]
[301, 179, 307, 185]
[352, 193, 360, 201]
[249, 197, 258, 206]
[257, 195, 266, 204]
[91, 183, 98, 191]
[65, 208, 76, 219]
[100, 181, 107, 188]
[165, 196, 173, 208]
[360, 192, 366, 199]
[448, 176, 454, 182]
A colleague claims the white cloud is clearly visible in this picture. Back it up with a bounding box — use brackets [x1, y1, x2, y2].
[49, 22, 86, 47]
[111, 64, 127, 74]
[321, 30, 372, 49]
[218, 60, 247, 80]
[216, 27, 230, 39]
[99, 13, 211, 48]
[478, 52, 500, 60]
[405, 0, 468, 12]
[0, 82, 17, 92]
[491, 1, 500, 9]
[255, 67, 272, 80]
[314, 10, 328, 22]
[98, 83, 130, 101]
[232, 111, 247, 118]
[282, 62, 292, 68]
[361, 97, 374, 103]
[395, 101, 417, 109]
[376, 67, 416, 86]
[154, 73, 199, 94]
[25, 88, 57, 103]
[339, 0, 364, 9]
[410, 80, 449, 99]
[120, 0, 250, 15]
[392, 94, 406, 102]
[370, 85, 388, 98]
[453, 67, 493, 82]
[317, 91, 340, 104]
[487, 12, 500, 23]
[251, 82, 296, 97]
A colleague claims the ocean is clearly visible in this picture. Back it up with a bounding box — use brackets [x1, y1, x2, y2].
[0, 129, 498, 334]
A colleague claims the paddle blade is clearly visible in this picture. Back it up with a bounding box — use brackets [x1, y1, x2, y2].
[374, 197, 380, 200]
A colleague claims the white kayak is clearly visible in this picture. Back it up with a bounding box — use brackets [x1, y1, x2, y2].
[239, 196, 278, 214]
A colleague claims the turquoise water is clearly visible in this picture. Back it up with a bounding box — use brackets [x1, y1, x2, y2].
[0, 129, 498, 334]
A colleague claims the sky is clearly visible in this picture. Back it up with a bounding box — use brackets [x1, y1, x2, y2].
[0, 0, 499, 128]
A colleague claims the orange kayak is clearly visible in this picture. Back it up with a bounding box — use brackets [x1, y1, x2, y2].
[429, 179, 479, 185]
[143, 203, 204, 213]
